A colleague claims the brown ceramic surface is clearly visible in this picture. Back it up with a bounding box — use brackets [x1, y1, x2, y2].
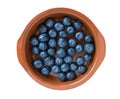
[17, 8, 106, 90]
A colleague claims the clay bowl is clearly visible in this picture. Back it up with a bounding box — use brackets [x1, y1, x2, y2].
[17, 8, 106, 90]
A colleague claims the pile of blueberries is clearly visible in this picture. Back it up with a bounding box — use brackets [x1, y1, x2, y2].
[30, 16, 95, 82]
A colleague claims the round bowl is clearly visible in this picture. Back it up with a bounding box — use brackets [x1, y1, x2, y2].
[17, 8, 106, 90]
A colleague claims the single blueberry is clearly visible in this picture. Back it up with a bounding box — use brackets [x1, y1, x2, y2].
[59, 31, 67, 37]
[55, 57, 63, 65]
[30, 37, 39, 46]
[64, 55, 73, 64]
[76, 56, 84, 65]
[44, 56, 54, 66]
[39, 42, 48, 50]
[61, 63, 69, 72]
[63, 16, 71, 26]
[41, 66, 50, 75]
[66, 26, 74, 34]
[75, 32, 84, 40]
[38, 33, 49, 42]
[84, 43, 94, 54]
[45, 18, 54, 28]
[54, 22, 64, 31]
[58, 38, 67, 48]
[58, 72, 66, 82]
[67, 48, 75, 56]
[73, 20, 82, 30]
[52, 65, 60, 74]
[70, 62, 77, 71]
[47, 48, 55, 56]
[40, 51, 48, 58]
[56, 48, 66, 58]
[66, 71, 76, 81]
[84, 34, 93, 43]
[48, 38, 57, 48]
[84, 54, 92, 61]
[68, 38, 76, 47]
[75, 44, 83, 52]
[32, 47, 39, 55]
[33, 59, 43, 69]
[77, 65, 87, 74]
[38, 25, 47, 33]
[48, 29, 57, 38]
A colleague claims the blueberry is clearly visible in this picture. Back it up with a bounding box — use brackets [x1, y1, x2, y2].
[75, 44, 83, 52]
[48, 29, 57, 38]
[77, 65, 87, 74]
[75, 32, 84, 40]
[41, 66, 50, 75]
[70, 62, 77, 71]
[84, 43, 94, 54]
[52, 65, 60, 74]
[45, 18, 54, 28]
[84, 34, 93, 43]
[68, 38, 76, 47]
[76, 56, 84, 65]
[84, 54, 92, 61]
[56, 48, 66, 58]
[55, 57, 63, 65]
[38, 33, 49, 42]
[54, 22, 64, 31]
[44, 56, 54, 66]
[39, 42, 48, 50]
[40, 51, 48, 58]
[63, 16, 71, 26]
[66, 26, 74, 34]
[58, 38, 67, 48]
[64, 55, 73, 64]
[59, 31, 67, 37]
[32, 47, 39, 55]
[33, 59, 43, 69]
[48, 38, 57, 48]
[61, 63, 69, 72]
[67, 48, 75, 56]
[73, 20, 82, 30]
[30, 37, 39, 46]
[47, 48, 55, 56]
[66, 71, 76, 80]
[58, 72, 66, 82]
[38, 25, 47, 33]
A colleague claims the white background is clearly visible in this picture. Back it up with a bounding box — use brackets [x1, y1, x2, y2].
[0, 0, 120, 99]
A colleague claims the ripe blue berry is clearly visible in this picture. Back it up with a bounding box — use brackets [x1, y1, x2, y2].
[54, 22, 64, 31]
[44, 56, 54, 66]
[66, 71, 76, 81]
[77, 65, 87, 74]
[63, 16, 71, 26]
[64, 55, 73, 64]
[41, 66, 50, 75]
[52, 65, 60, 74]
[32, 47, 39, 55]
[75, 44, 83, 52]
[73, 20, 82, 30]
[84, 43, 94, 54]
[48, 38, 57, 48]
[55, 57, 63, 65]
[61, 63, 69, 72]
[48, 29, 57, 38]
[59, 31, 67, 37]
[40, 51, 48, 58]
[30, 37, 39, 46]
[56, 48, 66, 58]
[33, 59, 43, 69]
[38, 25, 47, 33]
[75, 32, 84, 40]
[38, 33, 49, 42]
[84, 34, 93, 43]
[66, 26, 74, 34]
[58, 72, 66, 82]
[67, 48, 75, 56]
[47, 48, 55, 56]
[45, 18, 54, 28]
[76, 56, 84, 65]
[84, 54, 92, 61]
[70, 62, 77, 71]
[39, 42, 48, 50]
[58, 38, 67, 48]
[68, 38, 76, 47]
